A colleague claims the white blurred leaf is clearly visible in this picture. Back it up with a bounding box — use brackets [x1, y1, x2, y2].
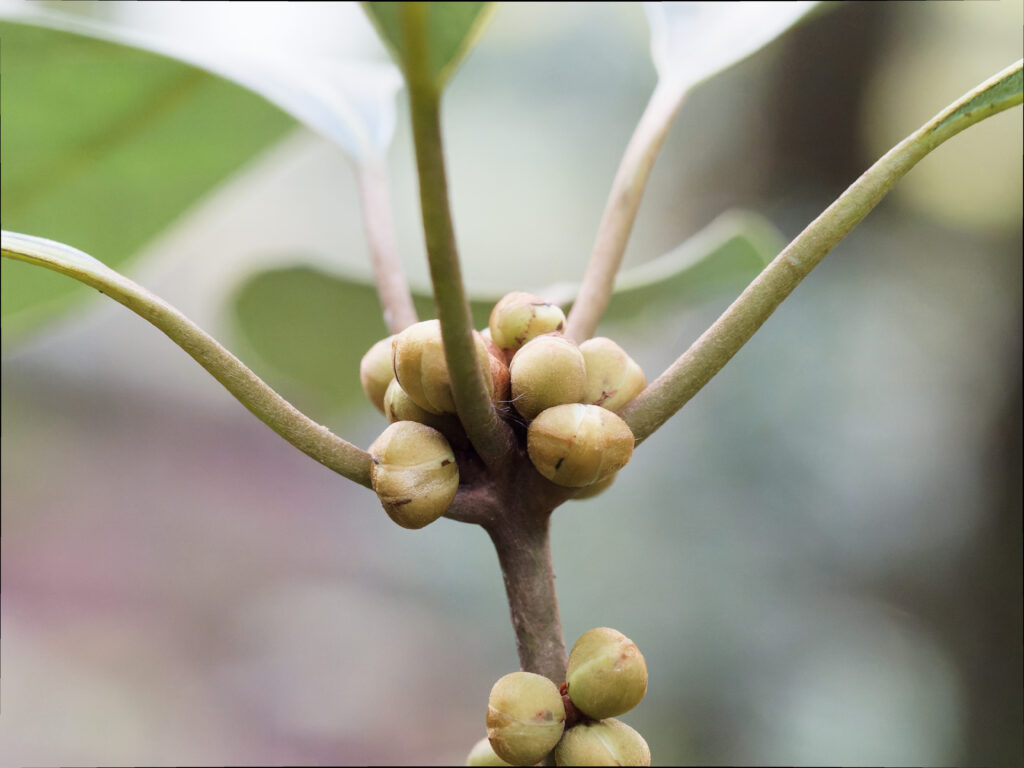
[645, 1, 819, 92]
[0, 3, 402, 163]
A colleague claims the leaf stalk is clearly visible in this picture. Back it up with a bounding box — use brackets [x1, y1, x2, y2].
[565, 80, 686, 342]
[620, 59, 1023, 443]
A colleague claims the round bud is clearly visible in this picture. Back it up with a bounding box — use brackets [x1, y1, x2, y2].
[359, 336, 396, 414]
[486, 671, 566, 766]
[554, 719, 650, 767]
[527, 404, 634, 487]
[369, 421, 458, 529]
[579, 337, 646, 412]
[383, 378, 437, 425]
[509, 335, 586, 421]
[566, 627, 648, 720]
[466, 736, 514, 767]
[489, 292, 566, 354]
[393, 320, 493, 414]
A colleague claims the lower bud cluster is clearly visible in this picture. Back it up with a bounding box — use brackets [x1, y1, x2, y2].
[469, 627, 651, 767]
[359, 292, 647, 527]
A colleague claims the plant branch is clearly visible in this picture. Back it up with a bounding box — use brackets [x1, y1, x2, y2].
[564, 80, 686, 343]
[401, 3, 515, 468]
[487, 512, 568, 685]
[1, 231, 373, 488]
[620, 59, 1024, 443]
[358, 154, 419, 334]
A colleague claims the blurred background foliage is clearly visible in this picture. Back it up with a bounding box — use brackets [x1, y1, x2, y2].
[1, 2, 1021, 765]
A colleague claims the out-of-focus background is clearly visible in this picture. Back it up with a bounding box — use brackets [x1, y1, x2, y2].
[2, 2, 1021, 765]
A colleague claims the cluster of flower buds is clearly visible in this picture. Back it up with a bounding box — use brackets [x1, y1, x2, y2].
[489, 293, 643, 492]
[469, 627, 651, 766]
[360, 317, 506, 528]
[359, 292, 646, 526]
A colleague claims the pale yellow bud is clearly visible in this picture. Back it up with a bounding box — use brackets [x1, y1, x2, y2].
[579, 337, 646, 412]
[489, 292, 566, 353]
[392, 320, 493, 414]
[509, 334, 586, 421]
[566, 627, 648, 720]
[554, 719, 650, 766]
[487, 672, 566, 766]
[369, 421, 458, 529]
[527, 404, 634, 487]
[359, 336, 396, 414]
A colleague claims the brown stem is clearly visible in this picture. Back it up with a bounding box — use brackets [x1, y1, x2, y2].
[486, 508, 568, 685]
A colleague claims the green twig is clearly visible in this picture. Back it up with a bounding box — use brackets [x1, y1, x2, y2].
[620, 59, 1024, 443]
[1, 231, 373, 488]
[401, 2, 514, 468]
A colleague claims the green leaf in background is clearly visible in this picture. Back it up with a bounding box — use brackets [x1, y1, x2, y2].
[230, 266, 389, 415]
[229, 265, 495, 415]
[0, 20, 293, 341]
[2, 4, 407, 343]
[599, 210, 784, 328]
[363, 1, 495, 89]
[230, 210, 782, 412]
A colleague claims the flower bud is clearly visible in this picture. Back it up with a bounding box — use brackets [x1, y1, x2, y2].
[579, 337, 646, 412]
[393, 320, 493, 414]
[566, 628, 648, 720]
[527, 404, 633, 487]
[487, 671, 566, 766]
[554, 719, 650, 766]
[369, 421, 458, 529]
[466, 736, 514, 767]
[509, 335, 586, 421]
[383, 378, 436, 425]
[489, 292, 566, 354]
[359, 336, 396, 414]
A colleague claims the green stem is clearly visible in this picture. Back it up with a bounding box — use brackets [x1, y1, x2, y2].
[358, 154, 419, 334]
[620, 59, 1023, 443]
[401, 3, 515, 468]
[1, 231, 373, 488]
[564, 81, 686, 343]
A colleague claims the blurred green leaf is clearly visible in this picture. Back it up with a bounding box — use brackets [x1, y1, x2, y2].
[230, 211, 781, 411]
[229, 265, 495, 414]
[0, 20, 293, 341]
[363, 2, 495, 89]
[1, 7, 407, 343]
[547, 210, 784, 329]
[601, 211, 782, 324]
[230, 266, 389, 415]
